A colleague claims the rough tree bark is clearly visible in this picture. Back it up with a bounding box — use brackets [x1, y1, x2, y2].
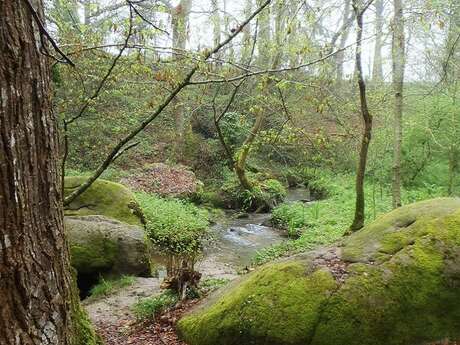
[391, 0, 405, 208]
[0, 1, 95, 344]
[350, 0, 373, 232]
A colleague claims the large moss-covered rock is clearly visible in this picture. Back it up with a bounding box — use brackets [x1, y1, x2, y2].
[66, 215, 150, 277]
[64, 176, 144, 226]
[178, 198, 460, 345]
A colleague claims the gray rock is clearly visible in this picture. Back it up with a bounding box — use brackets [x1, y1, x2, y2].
[65, 215, 150, 277]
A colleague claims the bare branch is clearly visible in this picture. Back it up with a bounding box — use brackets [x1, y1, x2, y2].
[22, 0, 75, 66]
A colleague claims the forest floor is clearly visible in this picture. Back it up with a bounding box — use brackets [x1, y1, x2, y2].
[84, 254, 238, 345]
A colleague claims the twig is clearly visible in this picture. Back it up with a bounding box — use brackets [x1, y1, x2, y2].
[189, 38, 373, 85]
[63, 0, 273, 206]
[127, 0, 170, 35]
[66, 7, 135, 125]
[112, 141, 141, 162]
[22, 0, 75, 66]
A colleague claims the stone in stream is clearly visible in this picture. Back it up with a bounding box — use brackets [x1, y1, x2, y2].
[177, 198, 460, 345]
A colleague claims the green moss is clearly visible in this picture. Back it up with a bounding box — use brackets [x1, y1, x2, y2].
[64, 176, 142, 226]
[178, 261, 337, 345]
[70, 235, 118, 274]
[341, 197, 460, 263]
[70, 270, 102, 345]
[178, 198, 460, 345]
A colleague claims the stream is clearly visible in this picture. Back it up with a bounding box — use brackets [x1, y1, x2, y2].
[196, 187, 312, 278]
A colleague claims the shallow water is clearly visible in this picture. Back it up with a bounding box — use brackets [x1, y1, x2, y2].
[204, 187, 311, 269]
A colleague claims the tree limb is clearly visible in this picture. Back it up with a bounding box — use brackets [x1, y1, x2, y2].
[63, 0, 273, 206]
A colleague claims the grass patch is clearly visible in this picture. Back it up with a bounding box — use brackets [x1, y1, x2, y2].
[199, 278, 230, 294]
[132, 290, 178, 320]
[88, 275, 136, 299]
[254, 172, 446, 265]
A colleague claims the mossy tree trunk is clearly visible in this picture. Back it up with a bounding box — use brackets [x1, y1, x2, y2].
[0, 1, 98, 344]
[350, 1, 373, 232]
[234, 109, 265, 191]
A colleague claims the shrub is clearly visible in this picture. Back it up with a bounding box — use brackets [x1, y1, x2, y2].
[271, 201, 310, 238]
[136, 193, 209, 298]
[286, 167, 335, 199]
[132, 290, 178, 320]
[221, 170, 287, 211]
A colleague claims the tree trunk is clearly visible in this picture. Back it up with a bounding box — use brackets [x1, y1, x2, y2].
[0, 2, 98, 344]
[256, 0, 271, 66]
[287, 0, 299, 68]
[235, 109, 265, 191]
[391, 0, 405, 209]
[447, 148, 458, 196]
[171, 0, 192, 159]
[350, 1, 373, 232]
[372, 0, 384, 82]
[241, 0, 253, 64]
[211, 0, 221, 65]
[272, 0, 286, 68]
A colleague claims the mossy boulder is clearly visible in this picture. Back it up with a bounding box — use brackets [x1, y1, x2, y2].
[178, 198, 460, 345]
[66, 215, 150, 278]
[64, 176, 143, 226]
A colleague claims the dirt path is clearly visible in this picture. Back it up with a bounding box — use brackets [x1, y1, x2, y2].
[83, 254, 239, 344]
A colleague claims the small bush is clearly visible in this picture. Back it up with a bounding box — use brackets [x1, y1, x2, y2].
[287, 167, 335, 199]
[132, 290, 178, 320]
[89, 275, 135, 299]
[136, 193, 209, 298]
[136, 193, 209, 258]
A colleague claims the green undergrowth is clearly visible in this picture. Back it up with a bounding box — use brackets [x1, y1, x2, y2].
[255, 171, 446, 265]
[198, 277, 230, 295]
[132, 290, 178, 320]
[88, 275, 135, 300]
[135, 192, 209, 258]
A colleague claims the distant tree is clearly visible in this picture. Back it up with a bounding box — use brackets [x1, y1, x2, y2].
[350, 0, 373, 232]
[372, 0, 384, 82]
[391, 0, 405, 208]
